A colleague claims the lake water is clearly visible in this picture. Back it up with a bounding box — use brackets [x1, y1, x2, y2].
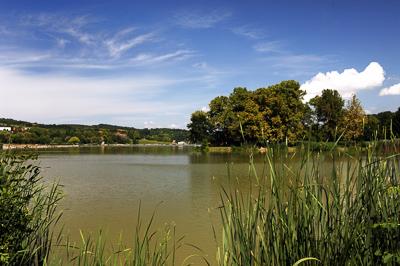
[38, 146, 340, 264]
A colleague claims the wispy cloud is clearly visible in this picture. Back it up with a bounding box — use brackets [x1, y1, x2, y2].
[268, 54, 325, 66]
[231, 25, 265, 39]
[174, 9, 232, 29]
[22, 13, 98, 45]
[0, 13, 198, 71]
[253, 41, 282, 53]
[258, 53, 330, 78]
[104, 30, 155, 58]
[130, 50, 195, 65]
[380, 83, 400, 96]
[0, 49, 52, 66]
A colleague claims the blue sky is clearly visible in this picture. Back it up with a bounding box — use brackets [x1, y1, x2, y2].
[0, 0, 399, 128]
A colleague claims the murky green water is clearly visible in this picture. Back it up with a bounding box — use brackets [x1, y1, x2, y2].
[37, 146, 342, 264]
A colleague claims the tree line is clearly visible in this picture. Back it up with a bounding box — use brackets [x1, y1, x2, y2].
[188, 80, 400, 146]
[0, 119, 188, 145]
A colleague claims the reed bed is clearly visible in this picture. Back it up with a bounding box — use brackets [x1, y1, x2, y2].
[216, 141, 400, 265]
[0, 152, 63, 265]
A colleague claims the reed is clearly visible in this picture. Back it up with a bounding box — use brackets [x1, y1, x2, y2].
[215, 141, 400, 265]
[0, 151, 63, 265]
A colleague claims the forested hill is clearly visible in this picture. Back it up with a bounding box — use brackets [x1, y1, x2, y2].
[0, 118, 189, 144]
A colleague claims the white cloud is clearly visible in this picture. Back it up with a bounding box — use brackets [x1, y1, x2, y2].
[174, 9, 231, 29]
[105, 31, 155, 58]
[379, 83, 400, 96]
[301, 62, 385, 101]
[130, 50, 195, 65]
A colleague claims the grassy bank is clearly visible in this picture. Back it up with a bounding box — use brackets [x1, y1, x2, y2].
[1, 140, 400, 265]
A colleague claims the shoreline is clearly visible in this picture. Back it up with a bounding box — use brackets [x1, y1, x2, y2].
[1, 143, 199, 150]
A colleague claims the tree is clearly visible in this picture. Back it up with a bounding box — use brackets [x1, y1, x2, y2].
[228, 87, 265, 144]
[376, 111, 395, 139]
[187, 111, 211, 144]
[67, 136, 80, 144]
[256, 80, 306, 143]
[392, 107, 400, 137]
[309, 89, 344, 141]
[340, 95, 366, 141]
[363, 115, 380, 140]
[208, 96, 234, 146]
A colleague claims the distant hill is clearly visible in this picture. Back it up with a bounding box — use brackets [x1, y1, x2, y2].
[0, 118, 189, 145]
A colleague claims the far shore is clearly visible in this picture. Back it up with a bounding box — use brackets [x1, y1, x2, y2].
[1, 143, 199, 150]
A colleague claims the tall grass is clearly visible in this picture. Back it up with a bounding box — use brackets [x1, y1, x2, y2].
[0, 152, 63, 265]
[215, 140, 400, 265]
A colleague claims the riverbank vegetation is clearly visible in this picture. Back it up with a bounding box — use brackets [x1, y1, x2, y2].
[0, 152, 62, 265]
[216, 141, 400, 265]
[188, 80, 400, 146]
[0, 119, 188, 145]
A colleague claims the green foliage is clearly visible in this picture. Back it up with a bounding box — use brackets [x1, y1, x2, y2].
[67, 136, 80, 144]
[0, 152, 62, 265]
[193, 80, 307, 146]
[216, 143, 400, 265]
[187, 110, 212, 144]
[309, 89, 344, 141]
[0, 119, 189, 145]
[340, 95, 367, 141]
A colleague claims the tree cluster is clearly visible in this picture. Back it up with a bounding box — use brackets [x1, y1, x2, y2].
[188, 80, 400, 145]
[0, 120, 189, 145]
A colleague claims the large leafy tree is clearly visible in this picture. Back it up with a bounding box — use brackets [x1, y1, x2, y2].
[340, 95, 366, 141]
[199, 81, 307, 145]
[256, 80, 306, 143]
[227, 87, 267, 144]
[187, 110, 211, 144]
[208, 96, 235, 145]
[309, 89, 344, 141]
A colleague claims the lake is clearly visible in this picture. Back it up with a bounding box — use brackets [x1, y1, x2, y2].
[38, 146, 339, 264]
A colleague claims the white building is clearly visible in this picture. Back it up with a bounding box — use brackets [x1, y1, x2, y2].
[0, 127, 12, 131]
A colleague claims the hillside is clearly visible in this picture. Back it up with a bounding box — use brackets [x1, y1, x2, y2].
[0, 118, 189, 145]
